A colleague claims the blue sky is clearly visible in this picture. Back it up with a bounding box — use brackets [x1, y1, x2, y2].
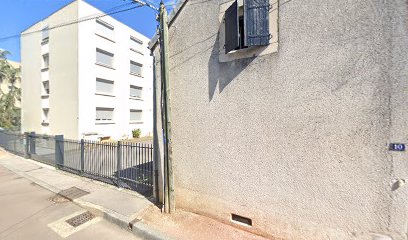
[0, 0, 168, 62]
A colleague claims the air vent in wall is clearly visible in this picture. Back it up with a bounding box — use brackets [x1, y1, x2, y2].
[231, 213, 252, 227]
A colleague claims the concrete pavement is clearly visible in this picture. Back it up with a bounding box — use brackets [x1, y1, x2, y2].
[0, 163, 141, 240]
[0, 149, 274, 240]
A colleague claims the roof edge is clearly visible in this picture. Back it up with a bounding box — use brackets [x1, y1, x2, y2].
[21, 0, 77, 33]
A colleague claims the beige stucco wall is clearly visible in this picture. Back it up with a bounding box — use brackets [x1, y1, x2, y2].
[21, 26, 43, 133]
[152, 0, 408, 239]
[47, 1, 79, 139]
[21, 0, 79, 139]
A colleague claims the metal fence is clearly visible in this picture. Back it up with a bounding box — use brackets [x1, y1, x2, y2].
[29, 134, 56, 166]
[0, 131, 26, 157]
[0, 131, 154, 197]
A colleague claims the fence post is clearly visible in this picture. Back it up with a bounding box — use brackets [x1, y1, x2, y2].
[55, 135, 64, 168]
[13, 134, 16, 152]
[29, 131, 36, 155]
[80, 139, 85, 175]
[117, 141, 122, 187]
[24, 132, 30, 158]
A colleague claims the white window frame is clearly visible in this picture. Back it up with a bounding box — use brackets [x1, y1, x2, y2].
[42, 108, 49, 124]
[129, 85, 143, 99]
[95, 78, 114, 96]
[95, 107, 114, 124]
[96, 48, 114, 68]
[130, 36, 144, 55]
[42, 54, 49, 69]
[42, 26, 49, 43]
[96, 19, 115, 41]
[130, 109, 143, 123]
[130, 60, 143, 76]
[42, 80, 50, 96]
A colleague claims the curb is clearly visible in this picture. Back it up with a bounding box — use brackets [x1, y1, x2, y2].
[0, 152, 170, 240]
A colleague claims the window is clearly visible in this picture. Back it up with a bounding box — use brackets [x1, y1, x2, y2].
[96, 108, 114, 122]
[96, 78, 114, 95]
[96, 48, 114, 68]
[42, 26, 49, 42]
[96, 19, 114, 40]
[130, 110, 142, 122]
[42, 54, 49, 69]
[130, 36, 143, 54]
[42, 108, 49, 123]
[43, 81, 50, 95]
[224, 0, 270, 53]
[130, 85, 143, 99]
[130, 61, 142, 76]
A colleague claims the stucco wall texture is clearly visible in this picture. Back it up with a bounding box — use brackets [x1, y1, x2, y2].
[152, 0, 408, 239]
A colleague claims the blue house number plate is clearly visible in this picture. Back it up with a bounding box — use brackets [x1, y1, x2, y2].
[389, 143, 405, 151]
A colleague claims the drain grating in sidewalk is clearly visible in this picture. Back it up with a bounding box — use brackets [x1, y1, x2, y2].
[58, 187, 89, 201]
[66, 211, 95, 227]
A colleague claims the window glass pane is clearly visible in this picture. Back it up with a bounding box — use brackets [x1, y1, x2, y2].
[130, 61, 142, 75]
[43, 54, 49, 68]
[130, 110, 142, 122]
[43, 81, 50, 94]
[96, 78, 114, 95]
[42, 27, 49, 40]
[43, 109, 49, 121]
[130, 85, 142, 98]
[96, 49, 114, 67]
[96, 108, 113, 121]
[96, 19, 114, 39]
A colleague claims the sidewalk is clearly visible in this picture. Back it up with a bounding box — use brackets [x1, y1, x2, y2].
[0, 149, 272, 240]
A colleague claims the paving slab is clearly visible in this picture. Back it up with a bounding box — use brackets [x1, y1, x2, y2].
[0, 149, 153, 232]
[0, 148, 276, 240]
[0, 163, 140, 240]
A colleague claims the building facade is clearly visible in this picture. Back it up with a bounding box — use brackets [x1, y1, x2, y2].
[151, 0, 408, 239]
[21, 0, 153, 140]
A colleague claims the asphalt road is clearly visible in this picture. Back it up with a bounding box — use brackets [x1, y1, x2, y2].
[0, 165, 141, 240]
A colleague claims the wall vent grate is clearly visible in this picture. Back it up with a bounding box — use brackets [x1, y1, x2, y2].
[231, 213, 252, 227]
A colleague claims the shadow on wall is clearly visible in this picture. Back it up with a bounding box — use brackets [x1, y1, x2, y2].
[208, 34, 254, 101]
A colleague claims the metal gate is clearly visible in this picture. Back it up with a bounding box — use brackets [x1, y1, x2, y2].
[57, 139, 154, 196]
[28, 133, 56, 166]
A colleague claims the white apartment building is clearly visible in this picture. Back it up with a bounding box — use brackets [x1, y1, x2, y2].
[21, 0, 153, 140]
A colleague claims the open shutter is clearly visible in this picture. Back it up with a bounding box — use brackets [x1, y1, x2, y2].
[245, 0, 270, 46]
[225, 0, 239, 53]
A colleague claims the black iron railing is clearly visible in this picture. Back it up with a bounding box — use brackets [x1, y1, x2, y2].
[0, 130, 154, 197]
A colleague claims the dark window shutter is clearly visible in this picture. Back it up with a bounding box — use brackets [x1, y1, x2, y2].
[225, 0, 239, 53]
[244, 0, 270, 46]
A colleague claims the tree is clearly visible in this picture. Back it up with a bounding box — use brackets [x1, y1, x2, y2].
[0, 50, 21, 130]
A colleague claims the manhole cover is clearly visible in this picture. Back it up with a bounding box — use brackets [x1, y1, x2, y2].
[58, 187, 89, 201]
[66, 211, 94, 227]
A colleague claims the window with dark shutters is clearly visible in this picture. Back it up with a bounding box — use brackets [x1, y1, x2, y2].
[225, 0, 239, 53]
[244, 0, 270, 46]
[224, 0, 270, 53]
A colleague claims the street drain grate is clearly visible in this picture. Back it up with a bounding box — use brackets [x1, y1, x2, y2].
[58, 187, 89, 201]
[66, 211, 94, 227]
